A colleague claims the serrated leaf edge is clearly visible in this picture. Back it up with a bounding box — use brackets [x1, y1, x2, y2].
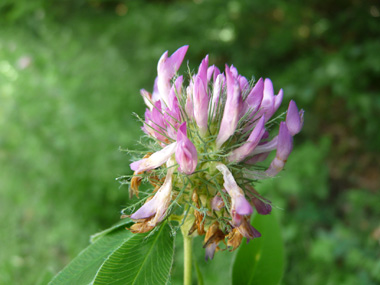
[92, 223, 174, 285]
[49, 229, 133, 285]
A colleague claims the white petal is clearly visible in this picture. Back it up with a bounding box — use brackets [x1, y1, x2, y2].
[130, 142, 177, 173]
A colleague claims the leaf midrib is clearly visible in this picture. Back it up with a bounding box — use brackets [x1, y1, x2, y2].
[91, 231, 135, 285]
[131, 225, 166, 285]
[92, 224, 167, 285]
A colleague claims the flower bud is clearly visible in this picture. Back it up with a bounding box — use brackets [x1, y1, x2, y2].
[286, 100, 304, 136]
[265, 122, 293, 176]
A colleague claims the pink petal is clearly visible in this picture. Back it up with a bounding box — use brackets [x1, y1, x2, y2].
[175, 122, 198, 175]
[228, 116, 266, 163]
[216, 65, 242, 148]
[193, 76, 209, 136]
[157, 46, 188, 107]
[286, 100, 304, 136]
[243, 77, 264, 116]
[265, 122, 293, 176]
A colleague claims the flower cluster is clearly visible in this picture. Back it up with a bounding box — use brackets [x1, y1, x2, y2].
[124, 46, 303, 259]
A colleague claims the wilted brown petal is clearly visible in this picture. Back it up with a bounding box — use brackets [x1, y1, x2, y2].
[227, 228, 243, 251]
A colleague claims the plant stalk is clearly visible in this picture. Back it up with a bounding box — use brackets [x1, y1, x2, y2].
[181, 216, 193, 285]
[183, 231, 193, 285]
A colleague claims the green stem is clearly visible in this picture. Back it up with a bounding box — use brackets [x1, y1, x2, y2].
[181, 226, 193, 285]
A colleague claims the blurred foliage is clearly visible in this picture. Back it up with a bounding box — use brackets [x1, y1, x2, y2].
[1, 0, 379, 284]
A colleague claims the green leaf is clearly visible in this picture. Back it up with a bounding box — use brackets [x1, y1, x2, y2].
[90, 218, 133, 243]
[50, 222, 175, 285]
[93, 223, 175, 285]
[194, 260, 204, 285]
[232, 213, 285, 285]
[49, 227, 134, 285]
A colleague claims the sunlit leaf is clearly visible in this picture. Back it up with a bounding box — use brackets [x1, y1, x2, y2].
[50, 222, 175, 285]
[93, 223, 175, 285]
[50, 227, 133, 285]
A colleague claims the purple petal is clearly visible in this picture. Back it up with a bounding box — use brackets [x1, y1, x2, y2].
[286, 100, 304, 136]
[164, 107, 180, 139]
[130, 160, 143, 172]
[253, 78, 274, 121]
[207, 65, 220, 82]
[252, 198, 272, 215]
[132, 163, 175, 225]
[229, 65, 239, 77]
[167, 75, 183, 111]
[144, 101, 168, 143]
[243, 77, 264, 115]
[238, 220, 261, 240]
[150, 101, 165, 127]
[250, 136, 278, 156]
[274, 89, 283, 111]
[197, 55, 209, 86]
[235, 195, 253, 216]
[216, 65, 242, 148]
[239, 75, 249, 92]
[205, 243, 218, 261]
[228, 116, 266, 163]
[193, 76, 209, 136]
[244, 225, 261, 241]
[130, 196, 158, 220]
[148, 165, 175, 225]
[158, 46, 189, 78]
[265, 122, 293, 176]
[264, 84, 283, 122]
[216, 163, 252, 224]
[244, 151, 270, 165]
[175, 122, 198, 175]
[277, 122, 293, 160]
[157, 46, 188, 106]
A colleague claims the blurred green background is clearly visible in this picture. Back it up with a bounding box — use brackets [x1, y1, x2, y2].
[1, 0, 379, 284]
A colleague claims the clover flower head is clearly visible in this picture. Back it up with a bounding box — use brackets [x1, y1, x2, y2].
[123, 45, 304, 259]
